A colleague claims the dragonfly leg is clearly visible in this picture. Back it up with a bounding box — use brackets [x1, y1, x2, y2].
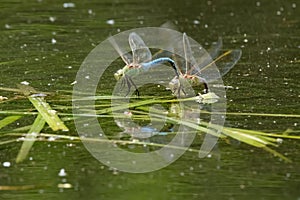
[198, 77, 209, 94]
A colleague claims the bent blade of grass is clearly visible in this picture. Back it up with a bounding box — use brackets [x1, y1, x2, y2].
[16, 114, 45, 163]
[28, 96, 68, 131]
[0, 116, 22, 130]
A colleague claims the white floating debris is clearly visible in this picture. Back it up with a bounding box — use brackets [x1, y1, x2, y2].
[0, 96, 8, 101]
[58, 168, 67, 177]
[5, 24, 11, 29]
[51, 38, 57, 44]
[70, 80, 77, 85]
[196, 92, 219, 104]
[193, 20, 200, 25]
[106, 19, 115, 25]
[63, 3, 75, 8]
[3, 161, 11, 167]
[57, 183, 72, 188]
[20, 81, 30, 85]
[48, 109, 57, 115]
[49, 16, 56, 22]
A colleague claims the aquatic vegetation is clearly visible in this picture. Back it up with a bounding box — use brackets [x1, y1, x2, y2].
[0, 86, 300, 163]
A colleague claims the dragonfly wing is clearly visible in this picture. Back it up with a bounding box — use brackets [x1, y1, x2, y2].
[199, 49, 242, 82]
[129, 32, 152, 64]
[217, 49, 242, 77]
[207, 37, 223, 60]
[109, 36, 133, 65]
[183, 33, 198, 74]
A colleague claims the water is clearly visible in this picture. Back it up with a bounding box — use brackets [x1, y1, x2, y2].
[0, 0, 299, 199]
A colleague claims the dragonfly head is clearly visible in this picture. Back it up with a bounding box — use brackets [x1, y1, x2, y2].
[114, 68, 125, 80]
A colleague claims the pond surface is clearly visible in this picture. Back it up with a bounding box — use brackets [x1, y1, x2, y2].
[0, 0, 299, 199]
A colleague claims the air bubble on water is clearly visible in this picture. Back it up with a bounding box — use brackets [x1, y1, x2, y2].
[292, 3, 296, 8]
[204, 24, 208, 28]
[83, 123, 89, 127]
[5, 24, 11, 29]
[88, 9, 93, 15]
[48, 137, 56, 142]
[193, 20, 200, 25]
[20, 81, 30, 85]
[49, 16, 56, 22]
[3, 161, 11, 167]
[294, 123, 297, 127]
[106, 19, 115, 25]
[58, 168, 67, 177]
[243, 38, 248, 43]
[276, 138, 283, 144]
[51, 38, 57, 44]
[276, 11, 281, 15]
[63, 3, 75, 8]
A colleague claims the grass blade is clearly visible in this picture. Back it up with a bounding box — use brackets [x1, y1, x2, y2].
[28, 96, 68, 131]
[0, 116, 22, 129]
[16, 114, 45, 163]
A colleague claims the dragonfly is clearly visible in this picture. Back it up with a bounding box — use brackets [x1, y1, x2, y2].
[109, 32, 179, 96]
[168, 33, 242, 97]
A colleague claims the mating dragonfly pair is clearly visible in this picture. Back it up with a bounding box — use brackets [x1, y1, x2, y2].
[109, 31, 242, 98]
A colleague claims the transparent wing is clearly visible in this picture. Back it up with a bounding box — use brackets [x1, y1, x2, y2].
[196, 38, 223, 73]
[183, 33, 198, 74]
[129, 32, 152, 64]
[207, 37, 223, 60]
[199, 49, 242, 80]
[109, 36, 132, 65]
[217, 49, 242, 76]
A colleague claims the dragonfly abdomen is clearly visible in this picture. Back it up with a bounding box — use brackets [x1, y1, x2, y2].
[141, 57, 179, 77]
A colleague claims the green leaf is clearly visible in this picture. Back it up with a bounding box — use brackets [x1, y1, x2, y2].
[0, 116, 22, 129]
[28, 96, 68, 131]
[16, 114, 45, 163]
